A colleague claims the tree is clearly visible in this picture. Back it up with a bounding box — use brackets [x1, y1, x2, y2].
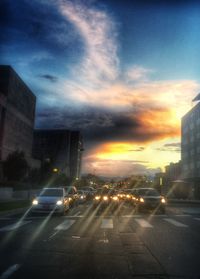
[3, 151, 29, 181]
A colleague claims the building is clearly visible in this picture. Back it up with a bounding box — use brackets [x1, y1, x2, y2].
[32, 129, 83, 182]
[181, 97, 200, 198]
[0, 65, 37, 168]
[165, 161, 182, 182]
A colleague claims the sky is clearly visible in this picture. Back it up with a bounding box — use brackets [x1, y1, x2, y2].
[1, 0, 200, 177]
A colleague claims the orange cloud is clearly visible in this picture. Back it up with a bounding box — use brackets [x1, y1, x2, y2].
[135, 107, 181, 140]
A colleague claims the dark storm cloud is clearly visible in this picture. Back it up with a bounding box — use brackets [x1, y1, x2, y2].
[38, 74, 58, 83]
[36, 106, 139, 143]
[36, 105, 178, 146]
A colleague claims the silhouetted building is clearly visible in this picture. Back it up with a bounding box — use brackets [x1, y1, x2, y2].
[0, 65, 37, 167]
[33, 129, 83, 182]
[181, 97, 200, 198]
[165, 161, 182, 182]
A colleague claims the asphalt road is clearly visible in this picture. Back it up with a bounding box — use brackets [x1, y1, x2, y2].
[0, 202, 200, 279]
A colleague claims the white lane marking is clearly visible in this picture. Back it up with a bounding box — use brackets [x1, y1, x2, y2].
[164, 218, 188, 227]
[55, 219, 76, 230]
[135, 218, 153, 228]
[194, 218, 200, 221]
[0, 221, 31, 232]
[74, 211, 81, 216]
[0, 264, 20, 279]
[100, 218, 113, 229]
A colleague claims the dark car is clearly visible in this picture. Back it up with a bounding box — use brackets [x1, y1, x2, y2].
[134, 188, 166, 214]
[77, 190, 87, 203]
[93, 187, 119, 212]
[63, 186, 79, 207]
[83, 186, 96, 201]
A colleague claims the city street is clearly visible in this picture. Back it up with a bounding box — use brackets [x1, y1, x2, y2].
[0, 202, 200, 279]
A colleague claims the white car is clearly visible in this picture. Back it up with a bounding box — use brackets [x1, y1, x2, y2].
[31, 187, 70, 215]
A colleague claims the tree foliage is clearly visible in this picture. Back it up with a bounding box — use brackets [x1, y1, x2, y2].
[3, 151, 29, 182]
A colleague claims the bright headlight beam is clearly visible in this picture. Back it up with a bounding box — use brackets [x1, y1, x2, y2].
[161, 198, 166, 203]
[56, 200, 63, 205]
[32, 199, 38, 205]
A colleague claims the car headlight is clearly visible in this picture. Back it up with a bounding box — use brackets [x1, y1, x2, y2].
[32, 199, 38, 205]
[139, 197, 145, 203]
[161, 198, 166, 203]
[126, 194, 131, 198]
[80, 195, 84, 199]
[95, 196, 100, 200]
[112, 196, 118, 201]
[56, 200, 63, 205]
[103, 196, 108, 201]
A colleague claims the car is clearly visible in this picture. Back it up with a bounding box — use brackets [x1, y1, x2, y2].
[78, 190, 87, 203]
[134, 188, 166, 213]
[121, 189, 134, 203]
[93, 187, 120, 212]
[83, 186, 96, 201]
[31, 187, 70, 215]
[63, 186, 79, 207]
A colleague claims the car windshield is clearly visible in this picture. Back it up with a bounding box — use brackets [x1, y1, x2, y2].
[40, 189, 63, 197]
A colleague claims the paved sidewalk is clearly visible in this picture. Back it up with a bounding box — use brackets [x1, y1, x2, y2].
[0, 207, 29, 217]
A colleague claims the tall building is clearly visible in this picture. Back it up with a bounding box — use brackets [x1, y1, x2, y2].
[0, 65, 37, 166]
[32, 129, 83, 182]
[181, 98, 200, 198]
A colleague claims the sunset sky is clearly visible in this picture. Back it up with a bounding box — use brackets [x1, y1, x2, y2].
[1, 0, 200, 177]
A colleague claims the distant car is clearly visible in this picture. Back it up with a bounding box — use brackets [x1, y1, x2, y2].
[134, 188, 166, 213]
[121, 189, 134, 203]
[93, 188, 119, 212]
[78, 190, 87, 203]
[83, 186, 96, 201]
[63, 186, 79, 206]
[31, 187, 70, 215]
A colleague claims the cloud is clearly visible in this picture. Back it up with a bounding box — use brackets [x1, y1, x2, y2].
[125, 65, 153, 82]
[59, 0, 119, 87]
[82, 157, 161, 177]
[36, 105, 180, 145]
[38, 74, 58, 82]
[128, 147, 145, 152]
[156, 142, 181, 152]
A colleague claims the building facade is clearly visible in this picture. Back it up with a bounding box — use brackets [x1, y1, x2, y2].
[32, 129, 83, 182]
[181, 100, 200, 198]
[0, 65, 36, 166]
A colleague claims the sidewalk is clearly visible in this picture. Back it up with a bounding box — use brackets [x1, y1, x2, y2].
[0, 199, 30, 216]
